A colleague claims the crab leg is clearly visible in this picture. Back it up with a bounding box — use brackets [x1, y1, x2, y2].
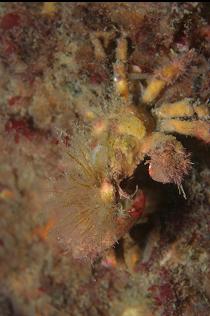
[158, 119, 210, 143]
[154, 98, 210, 120]
[113, 35, 129, 99]
[142, 50, 195, 104]
[90, 33, 106, 61]
[153, 98, 210, 143]
[154, 99, 194, 119]
[90, 31, 116, 61]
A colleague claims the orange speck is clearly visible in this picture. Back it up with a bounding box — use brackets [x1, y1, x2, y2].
[33, 218, 56, 241]
[0, 189, 14, 200]
[102, 250, 117, 268]
[200, 25, 210, 41]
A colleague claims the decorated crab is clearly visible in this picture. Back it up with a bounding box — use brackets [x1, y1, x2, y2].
[48, 33, 210, 262]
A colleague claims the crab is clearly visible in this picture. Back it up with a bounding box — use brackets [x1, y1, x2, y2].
[48, 33, 210, 262]
[88, 34, 209, 199]
[106, 35, 209, 184]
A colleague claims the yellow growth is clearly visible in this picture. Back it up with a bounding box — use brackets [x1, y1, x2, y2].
[142, 79, 165, 104]
[117, 114, 146, 140]
[160, 63, 181, 81]
[160, 119, 210, 143]
[41, 2, 57, 16]
[115, 77, 129, 99]
[194, 104, 210, 119]
[160, 119, 195, 134]
[114, 36, 129, 99]
[116, 36, 127, 62]
[100, 180, 115, 203]
[84, 110, 96, 121]
[156, 99, 194, 118]
[124, 244, 141, 272]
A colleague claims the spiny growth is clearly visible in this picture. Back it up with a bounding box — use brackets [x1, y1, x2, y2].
[48, 129, 141, 260]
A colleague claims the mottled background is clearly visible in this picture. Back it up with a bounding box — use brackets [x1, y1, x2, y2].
[0, 3, 209, 316]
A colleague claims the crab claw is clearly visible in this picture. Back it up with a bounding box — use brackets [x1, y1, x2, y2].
[128, 190, 146, 219]
[142, 133, 192, 186]
[148, 139, 191, 186]
[114, 190, 146, 243]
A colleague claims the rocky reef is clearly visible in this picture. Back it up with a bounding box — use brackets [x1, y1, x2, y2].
[0, 3, 209, 316]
